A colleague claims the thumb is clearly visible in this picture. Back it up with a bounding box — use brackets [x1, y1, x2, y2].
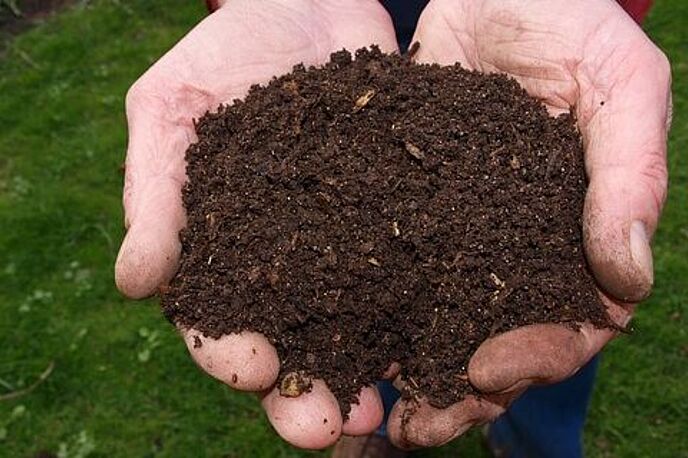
[115, 83, 190, 299]
[582, 37, 671, 303]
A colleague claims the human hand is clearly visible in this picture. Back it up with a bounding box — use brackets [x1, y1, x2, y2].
[386, 0, 671, 448]
[114, 0, 398, 449]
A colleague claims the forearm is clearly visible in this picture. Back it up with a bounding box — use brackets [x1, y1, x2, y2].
[618, 0, 653, 22]
[205, 0, 224, 12]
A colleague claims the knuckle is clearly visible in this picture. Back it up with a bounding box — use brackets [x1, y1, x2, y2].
[125, 79, 146, 110]
[125, 76, 159, 115]
[642, 42, 671, 85]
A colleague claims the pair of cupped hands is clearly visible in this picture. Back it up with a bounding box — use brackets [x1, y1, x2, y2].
[115, 0, 671, 450]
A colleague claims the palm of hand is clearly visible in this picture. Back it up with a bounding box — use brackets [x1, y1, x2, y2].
[383, 0, 670, 448]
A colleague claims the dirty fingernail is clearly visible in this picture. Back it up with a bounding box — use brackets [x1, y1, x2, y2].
[629, 220, 653, 291]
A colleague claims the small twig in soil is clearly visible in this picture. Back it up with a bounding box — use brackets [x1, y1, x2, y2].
[489, 145, 506, 164]
[406, 42, 421, 60]
[279, 371, 313, 398]
[391, 221, 400, 237]
[353, 89, 376, 112]
[443, 251, 464, 270]
[367, 257, 382, 267]
[546, 148, 561, 178]
[408, 376, 420, 390]
[404, 142, 425, 161]
[389, 178, 404, 193]
[489, 273, 506, 288]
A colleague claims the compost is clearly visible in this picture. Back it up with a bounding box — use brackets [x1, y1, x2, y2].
[161, 47, 611, 415]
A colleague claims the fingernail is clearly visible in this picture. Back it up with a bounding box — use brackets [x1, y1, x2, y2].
[629, 220, 654, 290]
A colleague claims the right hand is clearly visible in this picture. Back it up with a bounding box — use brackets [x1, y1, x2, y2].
[115, 0, 399, 448]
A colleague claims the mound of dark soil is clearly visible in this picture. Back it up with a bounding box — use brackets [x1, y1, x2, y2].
[161, 47, 611, 415]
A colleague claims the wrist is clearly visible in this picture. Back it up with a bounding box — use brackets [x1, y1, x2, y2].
[205, 0, 226, 12]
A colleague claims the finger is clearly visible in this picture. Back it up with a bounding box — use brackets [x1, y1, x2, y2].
[114, 81, 196, 299]
[321, 0, 400, 55]
[183, 330, 279, 391]
[208, 0, 401, 54]
[469, 324, 591, 394]
[262, 379, 343, 449]
[409, 0, 474, 66]
[578, 19, 671, 302]
[469, 296, 633, 394]
[582, 65, 670, 303]
[342, 385, 384, 436]
[115, 182, 186, 299]
[386, 395, 505, 449]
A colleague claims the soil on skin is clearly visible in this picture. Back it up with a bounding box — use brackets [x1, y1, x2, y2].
[161, 47, 613, 415]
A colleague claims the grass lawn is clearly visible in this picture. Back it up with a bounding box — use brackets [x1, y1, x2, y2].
[0, 1, 686, 456]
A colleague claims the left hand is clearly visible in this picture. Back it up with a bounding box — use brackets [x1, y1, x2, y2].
[385, 0, 671, 448]
[115, 0, 399, 449]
